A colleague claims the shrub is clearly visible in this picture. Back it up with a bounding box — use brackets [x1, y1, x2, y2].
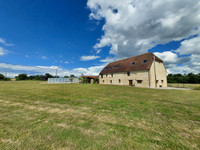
[193, 86, 200, 90]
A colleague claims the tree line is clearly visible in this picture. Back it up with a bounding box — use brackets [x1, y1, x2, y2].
[15, 73, 76, 81]
[167, 73, 200, 83]
[1, 72, 200, 84]
[0, 74, 11, 81]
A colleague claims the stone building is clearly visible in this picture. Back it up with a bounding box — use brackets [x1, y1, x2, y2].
[99, 53, 167, 88]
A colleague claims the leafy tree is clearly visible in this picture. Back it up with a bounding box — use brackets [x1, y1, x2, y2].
[93, 79, 96, 84]
[45, 73, 53, 80]
[96, 78, 99, 84]
[70, 74, 75, 78]
[0, 74, 5, 80]
[69, 76, 74, 83]
[16, 74, 28, 81]
[167, 73, 200, 84]
[64, 76, 69, 78]
[78, 77, 83, 83]
[83, 78, 88, 84]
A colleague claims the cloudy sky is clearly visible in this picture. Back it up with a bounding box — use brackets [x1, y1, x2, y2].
[0, 0, 200, 77]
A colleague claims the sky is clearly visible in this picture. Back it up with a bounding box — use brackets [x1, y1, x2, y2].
[0, 0, 200, 77]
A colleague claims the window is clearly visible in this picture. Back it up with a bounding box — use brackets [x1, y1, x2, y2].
[101, 74, 103, 78]
[110, 80, 112, 84]
[137, 80, 142, 84]
[119, 79, 121, 83]
[131, 62, 135, 66]
[111, 74, 113, 77]
[109, 67, 112, 69]
[106, 74, 108, 77]
[104, 67, 107, 70]
[103, 80, 104, 83]
[114, 65, 118, 68]
[143, 59, 148, 63]
[127, 72, 130, 76]
[161, 80, 164, 83]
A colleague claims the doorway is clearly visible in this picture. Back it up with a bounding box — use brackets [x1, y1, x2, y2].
[129, 80, 133, 86]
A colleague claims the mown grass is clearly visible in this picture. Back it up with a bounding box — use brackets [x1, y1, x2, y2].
[168, 83, 200, 90]
[0, 81, 200, 150]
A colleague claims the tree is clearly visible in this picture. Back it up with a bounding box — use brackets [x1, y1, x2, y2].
[78, 77, 83, 83]
[188, 73, 198, 83]
[0, 74, 5, 80]
[83, 78, 88, 84]
[44, 73, 53, 80]
[64, 76, 69, 78]
[16, 74, 28, 81]
[167, 73, 200, 84]
[69, 76, 74, 83]
[70, 74, 75, 78]
[96, 78, 99, 84]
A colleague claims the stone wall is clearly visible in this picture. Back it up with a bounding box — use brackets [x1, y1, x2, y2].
[99, 70, 150, 87]
[149, 61, 167, 88]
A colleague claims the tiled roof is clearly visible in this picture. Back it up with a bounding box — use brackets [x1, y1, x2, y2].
[99, 53, 163, 74]
[82, 75, 99, 79]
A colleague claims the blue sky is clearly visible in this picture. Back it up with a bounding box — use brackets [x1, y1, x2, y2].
[0, 0, 200, 77]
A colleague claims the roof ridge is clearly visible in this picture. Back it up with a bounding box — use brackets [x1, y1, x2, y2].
[109, 52, 153, 64]
[99, 52, 163, 74]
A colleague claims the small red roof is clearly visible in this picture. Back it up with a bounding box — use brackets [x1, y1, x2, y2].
[81, 75, 99, 79]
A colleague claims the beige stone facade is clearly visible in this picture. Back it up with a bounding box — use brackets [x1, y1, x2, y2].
[99, 60, 167, 88]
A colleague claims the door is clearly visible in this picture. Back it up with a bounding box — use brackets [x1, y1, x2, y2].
[129, 80, 133, 86]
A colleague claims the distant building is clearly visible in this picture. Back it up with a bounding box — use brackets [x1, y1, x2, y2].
[81, 75, 99, 84]
[99, 53, 167, 88]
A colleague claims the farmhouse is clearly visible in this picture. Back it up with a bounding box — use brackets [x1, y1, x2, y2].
[99, 52, 167, 88]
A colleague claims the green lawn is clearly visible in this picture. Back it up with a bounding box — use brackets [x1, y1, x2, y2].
[168, 83, 200, 89]
[0, 81, 200, 150]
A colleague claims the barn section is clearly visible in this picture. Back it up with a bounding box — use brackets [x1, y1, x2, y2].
[99, 52, 167, 88]
[81, 75, 99, 83]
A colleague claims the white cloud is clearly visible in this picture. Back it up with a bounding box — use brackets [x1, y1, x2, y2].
[41, 56, 47, 59]
[100, 57, 120, 63]
[153, 50, 200, 74]
[0, 63, 104, 78]
[72, 65, 104, 76]
[0, 47, 8, 56]
[0, 38, 14, 46]
[25, 54, 30, 58]
[176, 35, 200, 55]
[154, 51, 178, 64]
[166, 64, 200, 74]
[64, 61, 69, 64]
[190, 54, 200, 66]
[87, 0, 200, 57]
[96, 49, 101, 54]
[80, 55, 100, 61]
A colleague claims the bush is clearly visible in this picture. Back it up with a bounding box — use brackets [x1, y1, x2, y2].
[83, 78, 88, 84]
[193, 86, 200, 90]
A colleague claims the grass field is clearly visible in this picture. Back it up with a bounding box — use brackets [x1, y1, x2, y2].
[0, 81, 200, 149]
[168, 83, 200, 90]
